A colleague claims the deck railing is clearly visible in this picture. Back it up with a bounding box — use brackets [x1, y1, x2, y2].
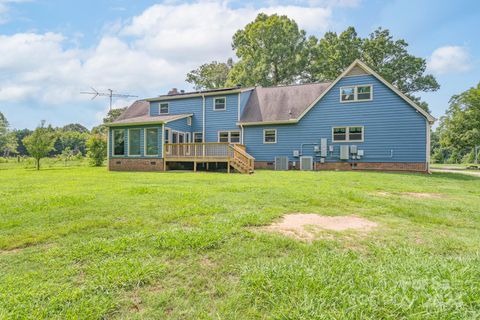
[164, 142, 254, 173]
[164, 142, 231, 159]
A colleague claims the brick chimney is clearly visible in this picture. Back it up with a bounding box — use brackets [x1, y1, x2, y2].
[168, 88, 179, 95]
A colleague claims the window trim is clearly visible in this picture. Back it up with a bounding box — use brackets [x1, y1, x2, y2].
[332, 126, 364, 143]
[263, 129, 277, 144]
[193, 132, 203, 143]
[187, 117, 192, 126]
[128, 128, 142, 156]
[164, 127, 171, 144]
[159, 102, 169, 114]
[217, 130, 241, 143]
[340, 85, 373, 103]
[112, 129, 125, 157]
[213, 97, 226, 111]
[144, 127, 159, 157]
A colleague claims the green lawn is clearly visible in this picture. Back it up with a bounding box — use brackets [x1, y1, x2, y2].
[0, 164, 479, 319]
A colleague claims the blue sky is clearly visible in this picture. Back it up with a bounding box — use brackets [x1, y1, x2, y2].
[0, 0, 478, 129]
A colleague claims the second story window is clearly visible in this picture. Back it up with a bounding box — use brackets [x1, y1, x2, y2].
[187, 117, 192, 126]
[340, 85, 372, 102]
[160, 103, 169, 114]
[214, 97, 226, 111]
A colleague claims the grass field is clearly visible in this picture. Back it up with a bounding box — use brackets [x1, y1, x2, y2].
[1, 163, 479, 319]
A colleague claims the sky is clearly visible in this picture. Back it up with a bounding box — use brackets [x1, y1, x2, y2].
[0, 0, 478, 129]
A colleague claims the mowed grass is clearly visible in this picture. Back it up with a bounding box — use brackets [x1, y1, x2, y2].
[0, 164, 479, 319]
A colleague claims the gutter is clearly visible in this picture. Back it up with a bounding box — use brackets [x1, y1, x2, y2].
[236, 119, 298, 126]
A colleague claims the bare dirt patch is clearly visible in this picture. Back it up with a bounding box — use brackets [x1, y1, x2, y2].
[0, 247, 23, 255]
[376, 191, 443, 199]
[262, 214, 378, 241]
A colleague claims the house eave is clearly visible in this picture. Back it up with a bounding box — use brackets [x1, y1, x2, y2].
[237, 119, 298, 126]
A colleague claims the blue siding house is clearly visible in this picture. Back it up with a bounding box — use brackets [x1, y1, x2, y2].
[106, 60, 435, 173]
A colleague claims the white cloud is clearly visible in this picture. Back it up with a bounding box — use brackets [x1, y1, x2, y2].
[0, 0, 29, 24]
[427, 46, 471, 75]
[0, 0, 338, 126]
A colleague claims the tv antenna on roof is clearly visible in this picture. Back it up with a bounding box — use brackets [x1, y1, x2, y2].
[80, 88, 138, 110]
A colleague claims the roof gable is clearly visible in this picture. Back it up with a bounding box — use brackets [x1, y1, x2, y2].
[296, 59, 435, 123]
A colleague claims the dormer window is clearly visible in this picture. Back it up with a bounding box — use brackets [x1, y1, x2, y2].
[214, 97, 226, 111]
[340, 85, 372, 102]
[160, 103, 169, 114]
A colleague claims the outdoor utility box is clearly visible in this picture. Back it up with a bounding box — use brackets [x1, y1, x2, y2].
[340, 145, 349, 160]
[293, 150, 300, 157]
[320, 138, 327, 157]
[350, 145, 358, 155]
[300, 156, 313, 171]
[314, 145, 320, 152]
[275, 156, 289, 170]
[358, 150, 364, 157]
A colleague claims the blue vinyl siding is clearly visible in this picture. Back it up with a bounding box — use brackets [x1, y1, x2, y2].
[150, 103, 160, 116]
[243, 74, 427, 163]
[150, 97, 203, 132]
[204, 93, 240, 142]
[166, 117, 192, 135]
[109, 125, 163, 158]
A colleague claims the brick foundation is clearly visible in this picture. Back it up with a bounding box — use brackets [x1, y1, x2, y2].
[109, 158, 164, 172]
[255, 161, 428, 173]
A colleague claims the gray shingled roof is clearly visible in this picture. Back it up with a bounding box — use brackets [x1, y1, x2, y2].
[240, 82, 332, 123]
[114, 100, 149, 121]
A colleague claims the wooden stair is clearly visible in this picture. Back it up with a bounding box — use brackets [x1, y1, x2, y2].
[229, 144, 255, 174]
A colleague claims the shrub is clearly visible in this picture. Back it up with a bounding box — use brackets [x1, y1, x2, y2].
[86, 134, 107, 166]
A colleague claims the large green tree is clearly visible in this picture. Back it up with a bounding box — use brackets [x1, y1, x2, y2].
[435, 83, 480, 163]
[186, 59, 234, 90]
[22, 121, 56, 170]
[227, 13, 306, 87]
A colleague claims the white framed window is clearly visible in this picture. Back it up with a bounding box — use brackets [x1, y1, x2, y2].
[332, 126, 364, 142]
[193, 132, 203, 143]
[144, 128, 159, 156]
[160, 102, 169, 114]
[112, 129, 125, 156]
[185, 132, 191, 143]
[340, 85, 372, 102]
[164, 128, 171, 144]
[218, 131, 241, 143]
[263, 129, 277, 144]
[128, 128, 141, 156]
[187, 117, 192, 126]
[213, 97, 226, 111]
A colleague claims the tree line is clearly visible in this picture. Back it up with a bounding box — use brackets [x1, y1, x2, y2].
[0, 107, 126, 170]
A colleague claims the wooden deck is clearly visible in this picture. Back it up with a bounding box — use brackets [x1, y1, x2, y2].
[163, 142, 255, 174]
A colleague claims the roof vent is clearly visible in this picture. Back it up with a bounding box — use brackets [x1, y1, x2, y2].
[168, 88, 179, 95]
